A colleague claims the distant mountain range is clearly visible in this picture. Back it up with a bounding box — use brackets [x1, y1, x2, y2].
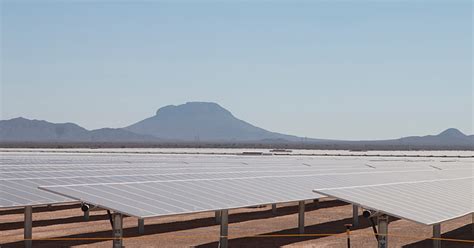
[1, 102, 472, 149]
[0, 117, 157, 143]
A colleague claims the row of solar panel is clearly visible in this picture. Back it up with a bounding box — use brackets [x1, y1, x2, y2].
[1, 152, 472, 226]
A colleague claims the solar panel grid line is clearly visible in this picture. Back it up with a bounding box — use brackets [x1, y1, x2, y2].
[259, 177, 310, 196]
[76, 184, 174, 215]
[198, 179, 277, 204]
[1, 181, 60, 202]
[1, 162, 309, 170]
[0, 189, 34, 205]
[101, 184, 193, 213]
[415, 185, 467, 214]
[143, 184, 311, 218]
[39, 185, 157, 217]
[0, 161, 364, 168]
[0, 196, 18, 206]
[352, 187, 441, 222]
[0, 164, 368, 175]
[227, 178, 301, 202]
[157, 181, 255, 209]
[176, 179, 264, 206]
[163, 181, 248, 208]
[0, 162, 372, 169]
[4, 162, 466, 168]
[164, 180, 262, 210]
[339, 190, 432, 224]
[122, 183, 217, 210]
[392, 183, 473, 223]
[0, 167, 379, 181]
[17, 171, 376, 187]
[39, 179, 319, 218]
[4, 161, 466, 169]
[41, 182, 216, 218]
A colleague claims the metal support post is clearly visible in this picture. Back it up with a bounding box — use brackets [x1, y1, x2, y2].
[24, 206, 32, 248]
[138, 218, 145, 234]
[272, 203, 277, 214]
[298, 201, 305, 234]
[377, 214, 389, 248]
[433, 223, 441, 248]
[84, 209, 90, 221]
[112, 213, 123, 248]
[352, 204, 359, 227]
[345, 224, 352, 248]
[219, 210, 229, 248]
[215, 210, 221, 224]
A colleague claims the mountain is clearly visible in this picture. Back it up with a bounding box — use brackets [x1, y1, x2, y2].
[125, 102, 301, 142]
[0, 117, 157, 143]
[0, 103, 472, 149]
[394, 128, 473, 147]
[0, 117, 90, 142]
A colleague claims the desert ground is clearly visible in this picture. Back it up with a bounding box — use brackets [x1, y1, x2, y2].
[1, 198, 473, 248]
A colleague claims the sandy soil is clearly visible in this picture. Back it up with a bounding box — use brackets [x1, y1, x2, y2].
[1, 199, 473, 248]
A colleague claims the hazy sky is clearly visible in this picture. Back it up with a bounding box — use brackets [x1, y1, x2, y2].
[1, 1, 472, 140]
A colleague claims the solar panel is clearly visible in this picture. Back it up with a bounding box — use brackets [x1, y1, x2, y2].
[39, 168, 473, 219]
[314, 177, 474, 225]
[2, 151, 472, 211]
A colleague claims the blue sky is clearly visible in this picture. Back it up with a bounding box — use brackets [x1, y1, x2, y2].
[1, 1, 472, 140]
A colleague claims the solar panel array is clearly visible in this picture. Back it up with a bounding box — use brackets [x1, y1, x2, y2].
[2, 148, 473, 157]
[41, 169, 473, 218]
[2, 150, 472, 226]
[1, 152, 374, 208]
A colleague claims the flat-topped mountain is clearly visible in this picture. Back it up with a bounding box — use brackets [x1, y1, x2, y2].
[125, 102, 300, 142]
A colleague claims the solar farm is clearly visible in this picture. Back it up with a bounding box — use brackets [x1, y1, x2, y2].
[1, 149, 473, 248]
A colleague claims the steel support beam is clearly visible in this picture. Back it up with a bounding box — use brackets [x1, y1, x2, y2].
[433, 224, 441, 248]
[215, 210, 221, 224]
[138, 218, 145, 234]
[352, 204, 359, 227]
[219, 210, 229, 248]
[272, 204, 277, 214]
[112, 213, 123, 248]
[377, 214, 389, 248]
[298, 201, 305, 234]
[24, 206, 32, 248]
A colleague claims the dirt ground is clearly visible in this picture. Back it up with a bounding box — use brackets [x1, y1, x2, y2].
[1, 199, 473, 248]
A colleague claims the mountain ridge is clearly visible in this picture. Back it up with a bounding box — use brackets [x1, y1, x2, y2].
[0, 117, 158, 143]
[0, 102, 472, 149]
